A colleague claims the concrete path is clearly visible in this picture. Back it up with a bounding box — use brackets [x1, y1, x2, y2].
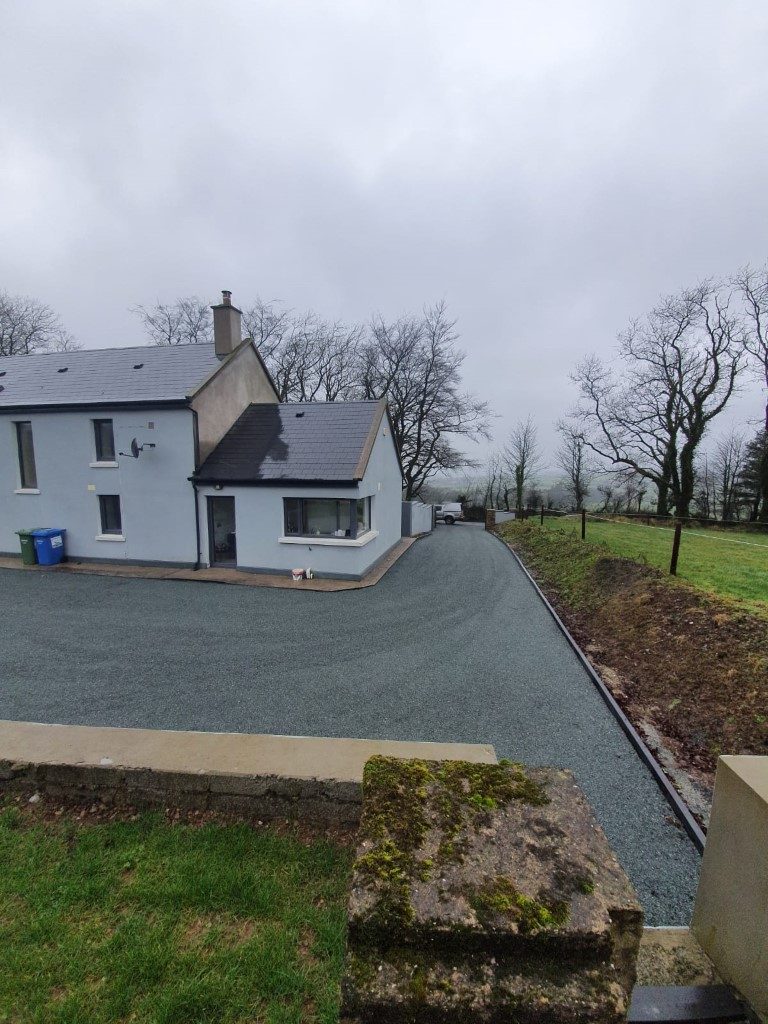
[0, 524, 700, 923]
[0, 535, 415, 591]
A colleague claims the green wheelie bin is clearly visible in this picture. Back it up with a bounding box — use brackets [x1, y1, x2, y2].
[16, 528, 41, 565]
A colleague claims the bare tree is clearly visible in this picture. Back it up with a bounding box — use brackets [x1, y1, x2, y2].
[595, 478, 627, 514]
[479, 451, 513, 509]
[570, 281, 745, 517]
[712, 430, 747, 520]
[736, 430, 768, 521]
[0, 291, 78, 355]
[503, 416, 540, 511]
[242, 297, 295, 361]
[360, 302, 491, 499]
[555, 421, 594, 509]
[734, 263, 768, 520]
[131, 296, 213, 346]
[243, 299, 363, 402]
[694, 455, 715, 519]
[616, 470, 648, 513]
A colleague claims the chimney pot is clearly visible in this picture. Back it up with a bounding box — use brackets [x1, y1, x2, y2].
[211, 289, 242, 359]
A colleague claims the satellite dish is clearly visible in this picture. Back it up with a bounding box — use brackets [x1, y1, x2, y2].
[118, 438, 157, 459]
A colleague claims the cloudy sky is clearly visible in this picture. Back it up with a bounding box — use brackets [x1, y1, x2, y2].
[1, 1, 766, 468]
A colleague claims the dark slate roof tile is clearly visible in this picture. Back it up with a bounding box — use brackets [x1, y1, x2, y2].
[0, 344, 222, 407]
[195, 401, 383, 483]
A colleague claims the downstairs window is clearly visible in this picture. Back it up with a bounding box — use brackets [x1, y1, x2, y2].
[284, 497, 371, 539]
[98, 494, 123, 535]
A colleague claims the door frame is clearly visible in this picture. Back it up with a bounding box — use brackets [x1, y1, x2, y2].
[206, 494, 237, 566]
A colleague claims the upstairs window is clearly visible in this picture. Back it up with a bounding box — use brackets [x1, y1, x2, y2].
[15, 421, 37, 489]
[98, 494, 123, 535]
[93, 419, 115, 462]
[284, 497, 372, 539]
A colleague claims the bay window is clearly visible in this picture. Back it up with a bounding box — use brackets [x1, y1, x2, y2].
[284, 497, 372, 539]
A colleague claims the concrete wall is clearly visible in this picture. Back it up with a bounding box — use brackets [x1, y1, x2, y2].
[0, 720, 496, 828]
[191, 343, 278, 463]
[402, 500, 433, 536]
[692, 755, 768, 1021]
[494, 509, 517, 524]
[196, 421, 403, 579]
[0, 407, 198, 564]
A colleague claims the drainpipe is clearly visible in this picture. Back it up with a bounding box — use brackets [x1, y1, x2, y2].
[190, 408, 202, 571]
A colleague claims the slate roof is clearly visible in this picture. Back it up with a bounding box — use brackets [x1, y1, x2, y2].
[0, 344, 224, 409]
[195, 401, 385, 484]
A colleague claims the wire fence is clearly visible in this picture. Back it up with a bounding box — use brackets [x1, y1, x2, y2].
[586, 510, 768, 534]
[490, 505, 768, 578]
[512, 506, 768, 533]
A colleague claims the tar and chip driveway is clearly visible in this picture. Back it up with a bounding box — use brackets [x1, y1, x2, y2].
[0, 524, 700, 924]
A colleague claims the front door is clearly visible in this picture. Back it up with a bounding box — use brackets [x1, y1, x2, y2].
[208, 496, 237, 566]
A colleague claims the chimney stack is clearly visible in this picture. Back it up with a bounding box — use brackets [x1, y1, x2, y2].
[211, 290, 242, 359]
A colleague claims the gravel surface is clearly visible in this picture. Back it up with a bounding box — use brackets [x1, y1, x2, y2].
[0, 524, 700, 923]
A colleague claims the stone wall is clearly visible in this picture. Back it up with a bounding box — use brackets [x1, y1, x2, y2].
[0, 721, 496, 828]
[0, 757, 363, 824]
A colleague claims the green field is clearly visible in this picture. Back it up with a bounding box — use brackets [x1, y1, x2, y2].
[0, 808, 352, 1024]
[540, 515, 768, 612]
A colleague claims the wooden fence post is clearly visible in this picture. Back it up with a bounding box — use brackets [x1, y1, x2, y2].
[670, 520, 682, 575]
[540, 505, 545, 525]
[581, 509, 586, 540]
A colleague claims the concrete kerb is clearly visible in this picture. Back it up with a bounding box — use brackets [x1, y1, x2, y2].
[0, 721, 497, 826]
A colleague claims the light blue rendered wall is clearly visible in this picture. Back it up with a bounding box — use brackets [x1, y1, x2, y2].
[403, 500, 434, 536]
[196, 421, 403, 579]
[0, 408, 198, 564]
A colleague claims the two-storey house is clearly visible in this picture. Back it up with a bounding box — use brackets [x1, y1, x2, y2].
[0, 292, 403, 579]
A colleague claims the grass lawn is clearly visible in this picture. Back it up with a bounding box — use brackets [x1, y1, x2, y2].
[0, 807, 352, 1024]
[541, 515, 768, 613]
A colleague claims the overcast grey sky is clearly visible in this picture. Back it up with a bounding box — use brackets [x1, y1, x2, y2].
[1, 1, 766, 467]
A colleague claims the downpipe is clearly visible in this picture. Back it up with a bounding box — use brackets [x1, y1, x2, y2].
[190, 408, 202, 571]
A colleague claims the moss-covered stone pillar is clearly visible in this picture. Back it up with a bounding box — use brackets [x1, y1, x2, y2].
[341, 757, 643, 1023]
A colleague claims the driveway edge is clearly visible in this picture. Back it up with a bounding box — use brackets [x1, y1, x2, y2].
[487, 528, 706, 854]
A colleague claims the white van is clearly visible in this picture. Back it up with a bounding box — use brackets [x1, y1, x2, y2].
[434, 503, 464, 525]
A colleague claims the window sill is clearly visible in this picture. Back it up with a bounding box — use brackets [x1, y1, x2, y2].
[95, 534, 126, 542]
[89, 461, 119, 469]
[14, 488, 40, 495]
[278, 530, 378, 548]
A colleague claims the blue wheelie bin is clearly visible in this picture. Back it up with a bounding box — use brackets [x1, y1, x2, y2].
[31, 528, 67, 566]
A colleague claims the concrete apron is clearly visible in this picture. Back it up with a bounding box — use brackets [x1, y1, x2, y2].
[0, 720, 497, 826]
[0, 535, 417, 592]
